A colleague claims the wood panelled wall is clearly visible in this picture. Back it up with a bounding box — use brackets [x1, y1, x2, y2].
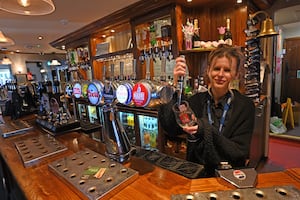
[51, 0, 272, 82]
[178, 3, 248, 82]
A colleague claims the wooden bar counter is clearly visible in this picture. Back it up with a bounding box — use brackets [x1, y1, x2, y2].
[1, 116, 300, 200]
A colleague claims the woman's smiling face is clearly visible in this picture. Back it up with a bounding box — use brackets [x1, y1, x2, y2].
[207, 56, 238, 94]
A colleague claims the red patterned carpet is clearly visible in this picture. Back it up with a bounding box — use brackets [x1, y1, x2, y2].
[257, 136, 300, 173]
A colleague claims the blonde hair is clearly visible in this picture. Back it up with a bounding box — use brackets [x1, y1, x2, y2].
[207, 44, 244, 72]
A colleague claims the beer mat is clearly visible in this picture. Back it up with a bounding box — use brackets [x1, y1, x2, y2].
[171, 185, 300, 200]
[36, 118, 81, 135]
[15, 134, 68, 167]
[48, 148, 138, 200]
[134, 148, 204, 179]
[0, 119, 33, 138]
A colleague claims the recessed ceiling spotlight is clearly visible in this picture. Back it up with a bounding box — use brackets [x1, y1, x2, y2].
[237, 0, 242, 3]
[187, 0, 192, 2]
[102, 35, 106, 38]
[61, 45, 65, 50]
[110, 29, 115, 33]
[38, 36, 43, 40]
[16, 49, 20, 52]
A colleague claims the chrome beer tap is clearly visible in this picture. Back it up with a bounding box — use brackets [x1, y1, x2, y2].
[101, 63, 133, 163]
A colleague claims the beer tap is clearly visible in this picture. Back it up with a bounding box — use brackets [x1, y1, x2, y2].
[101, 62, 133, 163]
[160, 53, 167, 83]
[176, 55, 185, 106]
[131, 58, 137, 81]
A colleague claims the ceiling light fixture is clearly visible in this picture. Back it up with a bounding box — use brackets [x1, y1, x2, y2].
[1, 56, 12, 65]
[0, 0, 55, 16]
[49, 59, 61, 66]
[0, 31, 15, 47]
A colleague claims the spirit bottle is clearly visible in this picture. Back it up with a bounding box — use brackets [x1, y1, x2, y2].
[224, 18, 233, 46]
[192, 19, 201, 48]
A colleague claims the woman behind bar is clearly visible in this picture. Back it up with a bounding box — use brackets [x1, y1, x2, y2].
[159, 44, 255, 177]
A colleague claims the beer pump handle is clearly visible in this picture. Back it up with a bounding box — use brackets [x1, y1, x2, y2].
[132, 59, 137, 80]
[102, 65, 106, 82]
[177, 76, 184, 106]
[120, 61, 124, 81]
[145, 56, 151, 80]
[177, 55, 185, 106]
[110, 64, 115, 81]
[161, 56, 167, 82]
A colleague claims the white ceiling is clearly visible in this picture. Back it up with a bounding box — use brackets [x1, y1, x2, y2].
[0, 0, 140, 54]
[274, 4, 300, 31]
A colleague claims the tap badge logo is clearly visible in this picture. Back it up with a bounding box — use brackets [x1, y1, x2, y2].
[81, 82, 89, 98]
[233, 169, 246, 180]
[65, 84, 73, 96]
[132, 83, 150, 107]
[73, 83, 82, 99]
[116, 84, 129, 104]
[87, 82, 102, 105]
[103, 82, 115, 103]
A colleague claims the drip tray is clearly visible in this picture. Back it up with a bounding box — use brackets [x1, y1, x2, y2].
[15, 134, 68, 167]
[135, 148, 205, 179]
[0, 120, 33, 138]
[48, 149, 139, 200]
[171, 185, 300, 200]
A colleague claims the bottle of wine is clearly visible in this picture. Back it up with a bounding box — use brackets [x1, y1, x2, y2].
[192, 18, 201, 48]
[224, 18, 233, 46]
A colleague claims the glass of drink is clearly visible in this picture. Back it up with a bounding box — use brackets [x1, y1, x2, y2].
[172, 100, 197, 128]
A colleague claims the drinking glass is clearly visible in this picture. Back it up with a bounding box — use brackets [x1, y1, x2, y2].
[172, 100, 197, 128]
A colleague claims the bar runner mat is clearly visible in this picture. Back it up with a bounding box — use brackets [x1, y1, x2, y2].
[134, 147, 205, 179]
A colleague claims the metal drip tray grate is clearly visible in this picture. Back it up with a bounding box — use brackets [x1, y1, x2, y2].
[135, 148, 205, 179]
[0, 120, 33, 138]
[171, 185, 300, 200]
[15, 134, 67, 167]
[48, 149, 139, 200]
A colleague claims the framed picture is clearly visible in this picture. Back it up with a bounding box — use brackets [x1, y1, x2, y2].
[297, 70, 300, 79]
[15, 74, 27, 85]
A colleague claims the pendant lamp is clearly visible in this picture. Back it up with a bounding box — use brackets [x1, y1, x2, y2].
[0, 31, 15, 47]
[0, 0, 55, 16]
[1, 56, 12, 65]
[50, 59, 61, 66]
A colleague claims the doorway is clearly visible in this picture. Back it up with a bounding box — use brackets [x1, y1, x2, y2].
[0, 64, 12, 85]
[281, 37, 300, 103]
[26, 62, 43, 82]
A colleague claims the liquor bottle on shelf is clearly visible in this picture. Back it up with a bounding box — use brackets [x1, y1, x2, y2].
[184, 78, 192, 96]
[161, 19, 172, 46]
[192, 19, 201, 48]
[224, 18, 233, 46]
[149, 23, 156, 47]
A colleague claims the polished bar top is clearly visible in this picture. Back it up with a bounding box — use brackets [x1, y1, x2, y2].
[1, 116, 300, 200]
